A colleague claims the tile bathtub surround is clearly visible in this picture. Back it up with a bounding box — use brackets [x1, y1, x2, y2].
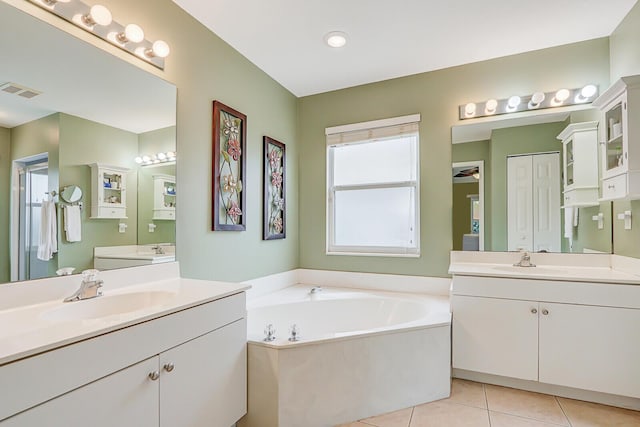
[337, 379, 640, 427]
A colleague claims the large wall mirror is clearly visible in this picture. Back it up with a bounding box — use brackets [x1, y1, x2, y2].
[0, 2, 177, 284]
[451, 108, 613, 254]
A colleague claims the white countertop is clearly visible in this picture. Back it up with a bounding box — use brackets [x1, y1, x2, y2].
[0, 277, 249, 366]
[449, 262, 640, 285]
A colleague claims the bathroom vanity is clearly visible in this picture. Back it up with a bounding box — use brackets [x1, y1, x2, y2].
[0, 263, 249, 427]
[449, 251, 640, 408]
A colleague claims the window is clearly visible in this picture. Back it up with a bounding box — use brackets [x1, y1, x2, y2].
[326, 115, 420, 256]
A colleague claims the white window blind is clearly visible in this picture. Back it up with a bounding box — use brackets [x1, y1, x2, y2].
[326, 115, 420, 256]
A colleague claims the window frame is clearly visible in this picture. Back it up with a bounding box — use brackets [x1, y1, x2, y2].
[325, 116, 421, 257]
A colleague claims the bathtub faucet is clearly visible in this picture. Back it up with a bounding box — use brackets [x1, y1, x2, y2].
[309, 286, 323, 295]
[289, 324, 300, 342]
[264, 324, 276, 342]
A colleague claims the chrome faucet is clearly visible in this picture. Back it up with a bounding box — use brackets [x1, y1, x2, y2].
[309, 286, 323, 295]
[64, 269, 103, 302]
[151, 245, 165, 254]
[513, 250, 536, 268]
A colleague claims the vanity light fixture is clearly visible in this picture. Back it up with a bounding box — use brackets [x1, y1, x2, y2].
[135, 151, 177, 166]
[324, 31, 348, 48]
[29, 0, 170, 70]
[459, 84, 599, 120]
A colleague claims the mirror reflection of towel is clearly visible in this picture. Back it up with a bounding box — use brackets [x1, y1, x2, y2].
[37, 200, 58, 261]
[64, 205, 82, 242]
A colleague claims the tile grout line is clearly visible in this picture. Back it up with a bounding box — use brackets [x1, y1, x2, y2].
[555, 396, 573, 427]
[484, 383, 492, 427]
[407, 405, 415, 427]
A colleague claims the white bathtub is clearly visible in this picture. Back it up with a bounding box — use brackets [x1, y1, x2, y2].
[239, 285, 451, 427]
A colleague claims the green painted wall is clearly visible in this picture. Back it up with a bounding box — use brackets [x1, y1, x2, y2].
[0, 127, 10, 282]
[298, 39, 610, 277]
[452, 182, 478, 251]
[610, 1, 640, 81]
[58, 113, 138, 272]
[137, 127, 176, 245]
[10, 114, 60, 278]
[609, 1, 640, 259]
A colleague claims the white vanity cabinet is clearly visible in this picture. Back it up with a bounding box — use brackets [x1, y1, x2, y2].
[451, 275, 640, 399]
[152, 174, 176, 220]
[557, 121, 600, 207]
[90, 163, 130, 219]
[593, 75, 640, 200]
[0, 292, 247, 427]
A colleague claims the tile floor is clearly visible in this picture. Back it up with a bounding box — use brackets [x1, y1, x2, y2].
[337, 379, 640, 427]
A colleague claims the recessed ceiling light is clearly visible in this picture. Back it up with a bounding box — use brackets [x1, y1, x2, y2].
[324, 31, 348, 48]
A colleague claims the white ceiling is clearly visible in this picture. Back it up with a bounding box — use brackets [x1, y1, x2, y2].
[0, 2, 175, 133]
[173, 0, 637, 97]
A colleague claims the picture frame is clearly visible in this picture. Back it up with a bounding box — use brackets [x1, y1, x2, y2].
[263, 136, 286, 240]
[212, 100, 247, 231]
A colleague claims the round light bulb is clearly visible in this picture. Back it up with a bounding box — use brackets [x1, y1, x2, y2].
[581, 84, 597, 98]
[324, 31, 348, 48]
[465, 103, 476, 116]
[166, 151, 176, 158]
[555, 89, 570, 102]
[124, 24, 144, 43]
[88, 5, 112, 26]
[508, 95, 521, 108]
[135, 156, 143, 164]
[531, 92, 545, 105]
[142, 155, 151, 163]
[157, 152, 167, 160]
[151, 40, 171, 58]
[485, 99, 498, 112]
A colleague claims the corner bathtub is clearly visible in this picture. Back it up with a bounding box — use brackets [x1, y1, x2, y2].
[239, 285, 451, 427]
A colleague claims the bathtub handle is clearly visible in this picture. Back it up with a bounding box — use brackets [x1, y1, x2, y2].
[264, 324, 276, 342]
[530, 308, 537, 314]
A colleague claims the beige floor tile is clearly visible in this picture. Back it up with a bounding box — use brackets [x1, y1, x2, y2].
[335, 422, 372, 427]
[490, 411, 567, 426]
[445, 379, 487, 409]
[359, 407, 413, 427]
[485, 385, 569, 426]
[410, 400, 490, 427]
[557, 397, 640, 427]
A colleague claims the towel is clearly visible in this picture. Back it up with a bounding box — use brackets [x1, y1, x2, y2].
[64, 205, 82, 242]
[37, 200, 58, 261]
[563, 207, 573, 239]
[573, 207, 579, 227]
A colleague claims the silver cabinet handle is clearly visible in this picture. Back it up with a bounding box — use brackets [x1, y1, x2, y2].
[608, 184, 615, 189]
[163, 363, 175, 372]
[541, 309, 549, 315]
[148, 371, 160, 381]
[531, 308, 537, 314]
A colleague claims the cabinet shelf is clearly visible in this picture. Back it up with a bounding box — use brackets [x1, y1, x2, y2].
[90, 163, 129, 219]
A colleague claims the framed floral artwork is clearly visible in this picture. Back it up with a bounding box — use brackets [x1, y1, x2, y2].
[212, 100, 247, 231]
[263, 136, 286, 240]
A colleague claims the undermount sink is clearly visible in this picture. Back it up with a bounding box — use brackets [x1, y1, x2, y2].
[492, 265, 567, 275]
[41, 291, 177, 321]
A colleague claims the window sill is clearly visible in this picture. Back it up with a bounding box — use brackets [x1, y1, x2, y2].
[326, 250, 420, 258]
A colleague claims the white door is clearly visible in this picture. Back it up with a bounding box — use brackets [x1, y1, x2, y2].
[539, 302, 640, 398]
[452, 295, 539, 381]
[160, 319, 247, 427]
[507, 156, 533, 251]
[507, 153, 560, 252]
[532, 153, 561, 252]
[2, 357, 159, 427]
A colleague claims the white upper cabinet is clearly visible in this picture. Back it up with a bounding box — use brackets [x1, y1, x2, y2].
[89, 163, 130, 219]
[152, 174, 176, 220]
[557, 121, 599, 207]
[593, 75, 640, 200]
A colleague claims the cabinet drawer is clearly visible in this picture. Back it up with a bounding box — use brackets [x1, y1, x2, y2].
[153, 210, 175, 220]
[601, 174, 627, 200]
[97, 206, 126, 218]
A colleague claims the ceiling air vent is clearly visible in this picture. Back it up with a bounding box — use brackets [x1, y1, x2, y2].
[0, 82, 42, 99]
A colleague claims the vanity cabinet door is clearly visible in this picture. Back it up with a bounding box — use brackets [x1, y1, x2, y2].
[452, 295, 538, 381]
[159, 318, 247, 427]
[539, 302, 640, 398]
[2, 356, 159, 427]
